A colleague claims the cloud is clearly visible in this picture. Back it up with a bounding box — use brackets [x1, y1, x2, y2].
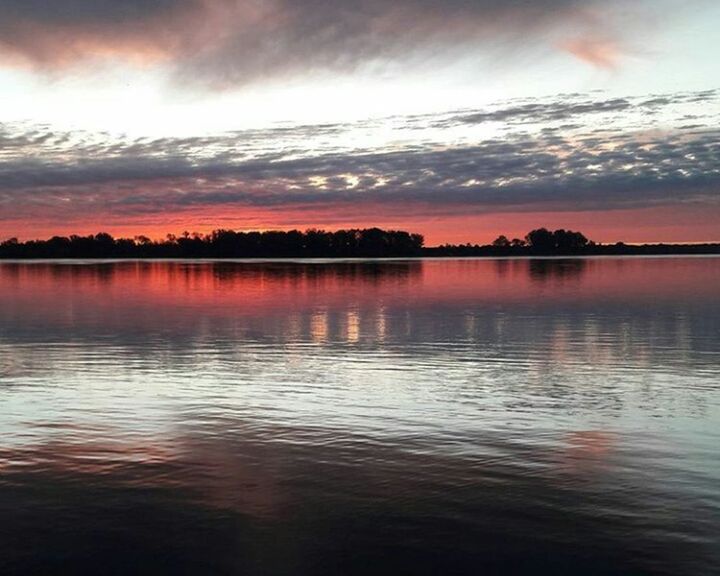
[1, 90, 719, 229]
[443, 97, 634, 127]
[558, 37, 625, 69]
[0, 0, 682, 85]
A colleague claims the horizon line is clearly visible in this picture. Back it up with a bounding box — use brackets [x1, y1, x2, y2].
[3, 227, 720, 248]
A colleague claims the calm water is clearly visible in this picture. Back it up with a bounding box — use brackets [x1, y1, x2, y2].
[0, 257, 719, 575]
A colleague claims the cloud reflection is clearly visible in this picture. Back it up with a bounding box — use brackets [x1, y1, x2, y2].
[0, 415, 716, 575]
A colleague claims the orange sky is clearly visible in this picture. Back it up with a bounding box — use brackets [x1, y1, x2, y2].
[6, 202, 720, 246]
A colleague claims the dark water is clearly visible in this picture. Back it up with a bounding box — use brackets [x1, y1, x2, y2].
[0, 257, 719, 575]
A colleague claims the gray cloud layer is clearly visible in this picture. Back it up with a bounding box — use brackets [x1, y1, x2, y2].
[0, 0, 683, 84]
[1, 90, 719, 225]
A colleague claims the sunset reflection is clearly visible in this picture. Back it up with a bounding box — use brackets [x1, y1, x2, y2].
[1, 258, 719, 575]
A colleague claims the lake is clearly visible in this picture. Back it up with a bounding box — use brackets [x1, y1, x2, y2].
[0, 257, 718, 575]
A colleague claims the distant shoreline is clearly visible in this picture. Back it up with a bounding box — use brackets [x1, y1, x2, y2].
[1, 227, 719, 259]
[423, 243, 720, 258]
[2, 249, 720, 262]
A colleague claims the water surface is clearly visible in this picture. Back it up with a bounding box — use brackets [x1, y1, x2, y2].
[1, 257, 719, 575]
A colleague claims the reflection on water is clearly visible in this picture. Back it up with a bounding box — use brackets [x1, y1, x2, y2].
[1, 258, 719, 575]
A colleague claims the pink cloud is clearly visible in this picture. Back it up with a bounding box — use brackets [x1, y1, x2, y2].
[0, 0, 660, 85]
[559, 36, 624, 69]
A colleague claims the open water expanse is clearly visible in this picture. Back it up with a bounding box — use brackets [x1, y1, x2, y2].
[0, 257, 718, 575]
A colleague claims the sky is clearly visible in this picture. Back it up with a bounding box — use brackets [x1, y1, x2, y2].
[0, 0, 719, 244]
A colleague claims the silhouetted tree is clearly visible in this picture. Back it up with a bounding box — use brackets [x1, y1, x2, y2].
[492, 235, 511, 248]
[523, 228, 589, 254]
[553, 229, 588, 252]
[525, 228, 555, 252]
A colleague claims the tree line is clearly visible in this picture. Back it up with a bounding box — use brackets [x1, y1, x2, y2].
[1, 226, 718, 259]
[0, 228, 425, 259]
[429, 228, 593, 256]
[428, 228, 720, 256]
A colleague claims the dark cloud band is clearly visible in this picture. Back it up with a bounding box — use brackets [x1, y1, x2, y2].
[0, 0, 671, 82]
[1, 90, 719, 224]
